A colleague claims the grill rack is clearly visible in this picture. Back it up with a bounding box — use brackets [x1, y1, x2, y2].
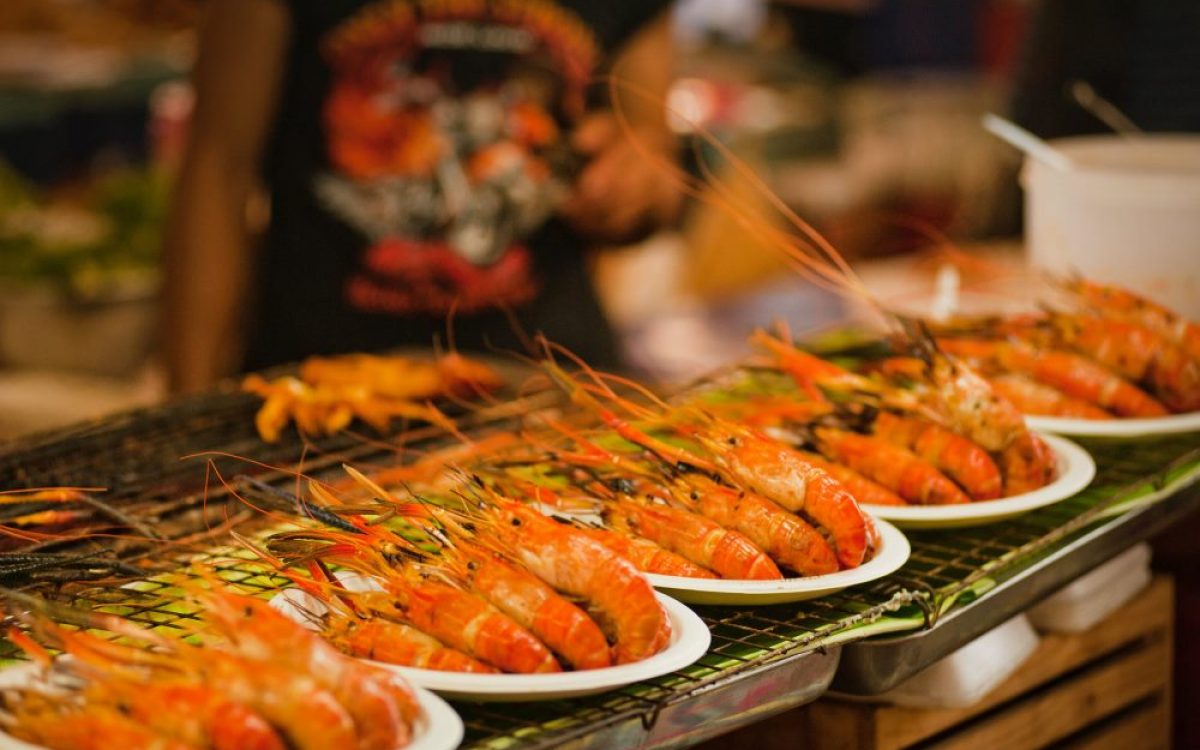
[1, 388, 1198, 748]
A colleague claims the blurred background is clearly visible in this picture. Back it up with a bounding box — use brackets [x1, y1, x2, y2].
[0, 0, 1039, 437]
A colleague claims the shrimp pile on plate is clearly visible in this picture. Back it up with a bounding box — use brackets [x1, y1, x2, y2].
[256, 469, 672, 673]
[690, 327, 1058, 507]
[930, 279, 1200, 419]
[0, 588, 421, 750]
[243, 352, 503, 442]
[511, 354, 878, 577]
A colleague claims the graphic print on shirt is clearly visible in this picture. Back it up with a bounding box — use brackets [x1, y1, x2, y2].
[317, 0, 599, 315]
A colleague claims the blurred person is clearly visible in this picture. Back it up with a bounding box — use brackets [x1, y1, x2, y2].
[163, 0, 682, 393]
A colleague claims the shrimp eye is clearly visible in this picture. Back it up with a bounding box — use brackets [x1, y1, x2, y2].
[689, 491, 699, 500]
[611, 478, 636, 494]
[511, 517, 521, 526]
[467, 561, 478, 571]
[243, 606, 253, 617]
[727, 437, 738, 445]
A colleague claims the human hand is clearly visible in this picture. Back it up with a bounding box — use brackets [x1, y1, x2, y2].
[557, 111, 683, 244]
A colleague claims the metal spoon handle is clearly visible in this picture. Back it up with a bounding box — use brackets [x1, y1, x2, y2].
[1069, 81, 1142, 136]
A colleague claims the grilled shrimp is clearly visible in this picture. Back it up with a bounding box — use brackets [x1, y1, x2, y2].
[82, 681, 287, 750]
[997, 429, 1057, 495]
[672, 474, 839, 575]
[44, 621, 359, 750]
[876, 349, 1057, 495]
[690, 424, 870, 568]
[482, 497, 672, 664]
[1093, 321, 1200, 413]
[988, 373, 1112, 419]
[450, 544, 613, 670]
[606, 498, 783, 580]
[197, 590, 418, 749]
[1064, 278, 1200, 363]
[755, 328, 1053, 492]
[870, 412, 1002, 500]
[513, 428, 837, 577]
[875, 352, 1026, 453]
[814, 427, 969, 505]
[326, 617, 498, 673]
[542, 354, 870, 569]
[577, 526, 718, 578]
[1003, 313, 1200, 413]
[0, 628, 288, 750]
[190, 646, 360, 750]
[937, 338, 1168, 418]
[271, 530, 562, 675]
[572, 403, 868, 570]
[792, 450, 907, 506]
[3, 696, 195, 750]
[381, 571, 562, 674]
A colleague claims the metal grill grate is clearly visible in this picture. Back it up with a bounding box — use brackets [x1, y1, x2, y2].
[1, 389, 1198, 748]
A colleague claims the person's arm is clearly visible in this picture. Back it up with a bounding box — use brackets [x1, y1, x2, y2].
[558, 11, 683, 243]
[161, 0, 290, 394]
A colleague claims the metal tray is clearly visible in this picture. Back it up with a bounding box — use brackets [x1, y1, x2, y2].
[833, 451, 1200, 695]
[456, 647, 840, 750]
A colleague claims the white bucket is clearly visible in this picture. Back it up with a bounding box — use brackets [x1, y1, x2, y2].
[1023, 135, 1200, 319]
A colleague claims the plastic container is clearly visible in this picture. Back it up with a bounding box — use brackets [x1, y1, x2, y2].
[1027, 543, 1152, 634]
[1023, 134, 1200, 320]
[871, 614, 1040, 709]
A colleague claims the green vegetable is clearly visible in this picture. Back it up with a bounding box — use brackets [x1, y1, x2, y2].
[0, 160, 169, 296]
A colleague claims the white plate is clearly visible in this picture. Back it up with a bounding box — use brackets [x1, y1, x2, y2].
[408, 687, 465, 750]
[860, 433, 1096, 529]
[1026, 411, 1200, 440]
[0, 662, 462, 750]
[274, 588, 711, 702]
[644, 518, 910, 605]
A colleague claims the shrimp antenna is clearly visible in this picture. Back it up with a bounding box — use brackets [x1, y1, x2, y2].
[494, 302, 539, 358]
[536, 337, 661, 421]
[442, 297, 460, 359]
[604, 73, 896, 332]
[229, 530, 361, 615]
[343, 465, 401, 505]
[541, 337, 670, 412]
[236, 475, 362, 534]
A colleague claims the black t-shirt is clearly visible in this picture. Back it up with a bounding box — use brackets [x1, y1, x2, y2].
[246, 0, 670, 370]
